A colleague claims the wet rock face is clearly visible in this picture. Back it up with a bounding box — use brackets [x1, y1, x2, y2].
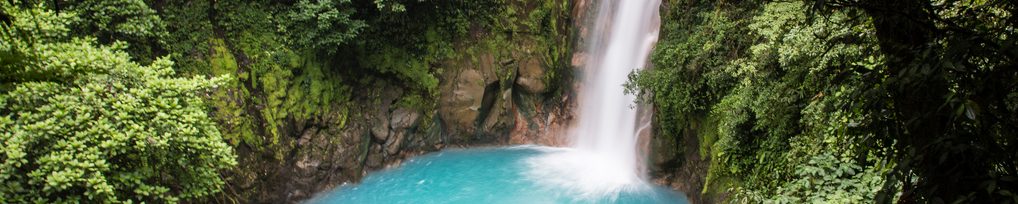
[232, 103, 364, 204]
[391, 108, 422, 130]
[439, 68, 486, 136]
[480, 89, 513, 132]
[371, 82, 403, 142]
[387, 108, 421, 154]
[516, 57, 548, 94]
[437, 52, 519, 141]
[649, 121, 714, 204]
[371, 115, 391, 141]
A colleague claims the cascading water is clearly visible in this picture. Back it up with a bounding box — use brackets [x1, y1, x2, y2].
[574, 0, 661, 178]
[526, 0, 662, 197]
[310, 1, 682, 203]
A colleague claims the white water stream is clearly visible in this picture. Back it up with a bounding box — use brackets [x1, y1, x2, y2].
[527, 0, 661, 198]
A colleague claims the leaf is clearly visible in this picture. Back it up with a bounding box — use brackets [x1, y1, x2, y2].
[964, 100, 979, 120]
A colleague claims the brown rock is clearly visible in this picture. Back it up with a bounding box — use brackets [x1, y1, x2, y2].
[571, 52, 587, 68]
[386, 108, 421, 154]
[439, 69, 486, 134]
[481, 89, 513, 131]
[390, 108, 422, 130]
[516, 58, 548, 94]
[370, 115, 390, 141]
[384, 132, 405, 155]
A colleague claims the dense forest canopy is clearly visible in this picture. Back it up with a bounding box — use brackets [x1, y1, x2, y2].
[633, 0, 1017, 203]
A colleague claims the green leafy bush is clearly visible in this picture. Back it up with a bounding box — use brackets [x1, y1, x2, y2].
[63, 0, 169, 62]
[734, 154, 890, 204]
[0, 5, 236, 203]
[278, 0, 365, 52]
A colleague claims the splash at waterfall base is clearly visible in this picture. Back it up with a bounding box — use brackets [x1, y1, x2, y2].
[308, 147, 687, 203]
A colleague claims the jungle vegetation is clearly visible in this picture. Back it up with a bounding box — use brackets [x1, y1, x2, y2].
[2, 0, 1016, 203]
[632, 0, 1017, 203]
[1, 0, 574, 202]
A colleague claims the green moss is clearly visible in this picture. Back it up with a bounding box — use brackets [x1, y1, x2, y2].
[205, 26, 353, 148]
[208, 38, 262, 147]
[491, 0, 573, 94]
[232, 31, 354, 146]
[210, 39, 239, 76]
[286, 59, 351, 121]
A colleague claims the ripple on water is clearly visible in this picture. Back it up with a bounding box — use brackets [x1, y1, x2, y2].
[307, 146, 688, 204]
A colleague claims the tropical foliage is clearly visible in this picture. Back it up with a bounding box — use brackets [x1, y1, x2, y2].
[0, 3, 235, 203]
[634, 0, 1018, 202]
[2, 0, 569, 202]
[10, 0, 1011, 202]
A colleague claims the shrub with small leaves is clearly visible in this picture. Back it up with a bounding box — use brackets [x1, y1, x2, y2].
[0, 4, 236, 203]
[279, 0, 365, 52]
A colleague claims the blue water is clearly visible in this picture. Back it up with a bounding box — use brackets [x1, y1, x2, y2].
[308, 146, 688, 204]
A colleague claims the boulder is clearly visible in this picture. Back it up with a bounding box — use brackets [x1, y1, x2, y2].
[439, 69, 486, 134]
[384, 133, 405, 155]
[386, 108, 421, 154]
[390, 108, 422, 130]
[516, 58, 548, 94]
[370, 116, 389, 141]
[481, 89, 513, 131]
[369, 82, 401, 142]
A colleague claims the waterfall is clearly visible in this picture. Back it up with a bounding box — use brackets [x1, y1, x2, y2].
[573, 0, 661, 177]
[527, 0, 661, 198]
